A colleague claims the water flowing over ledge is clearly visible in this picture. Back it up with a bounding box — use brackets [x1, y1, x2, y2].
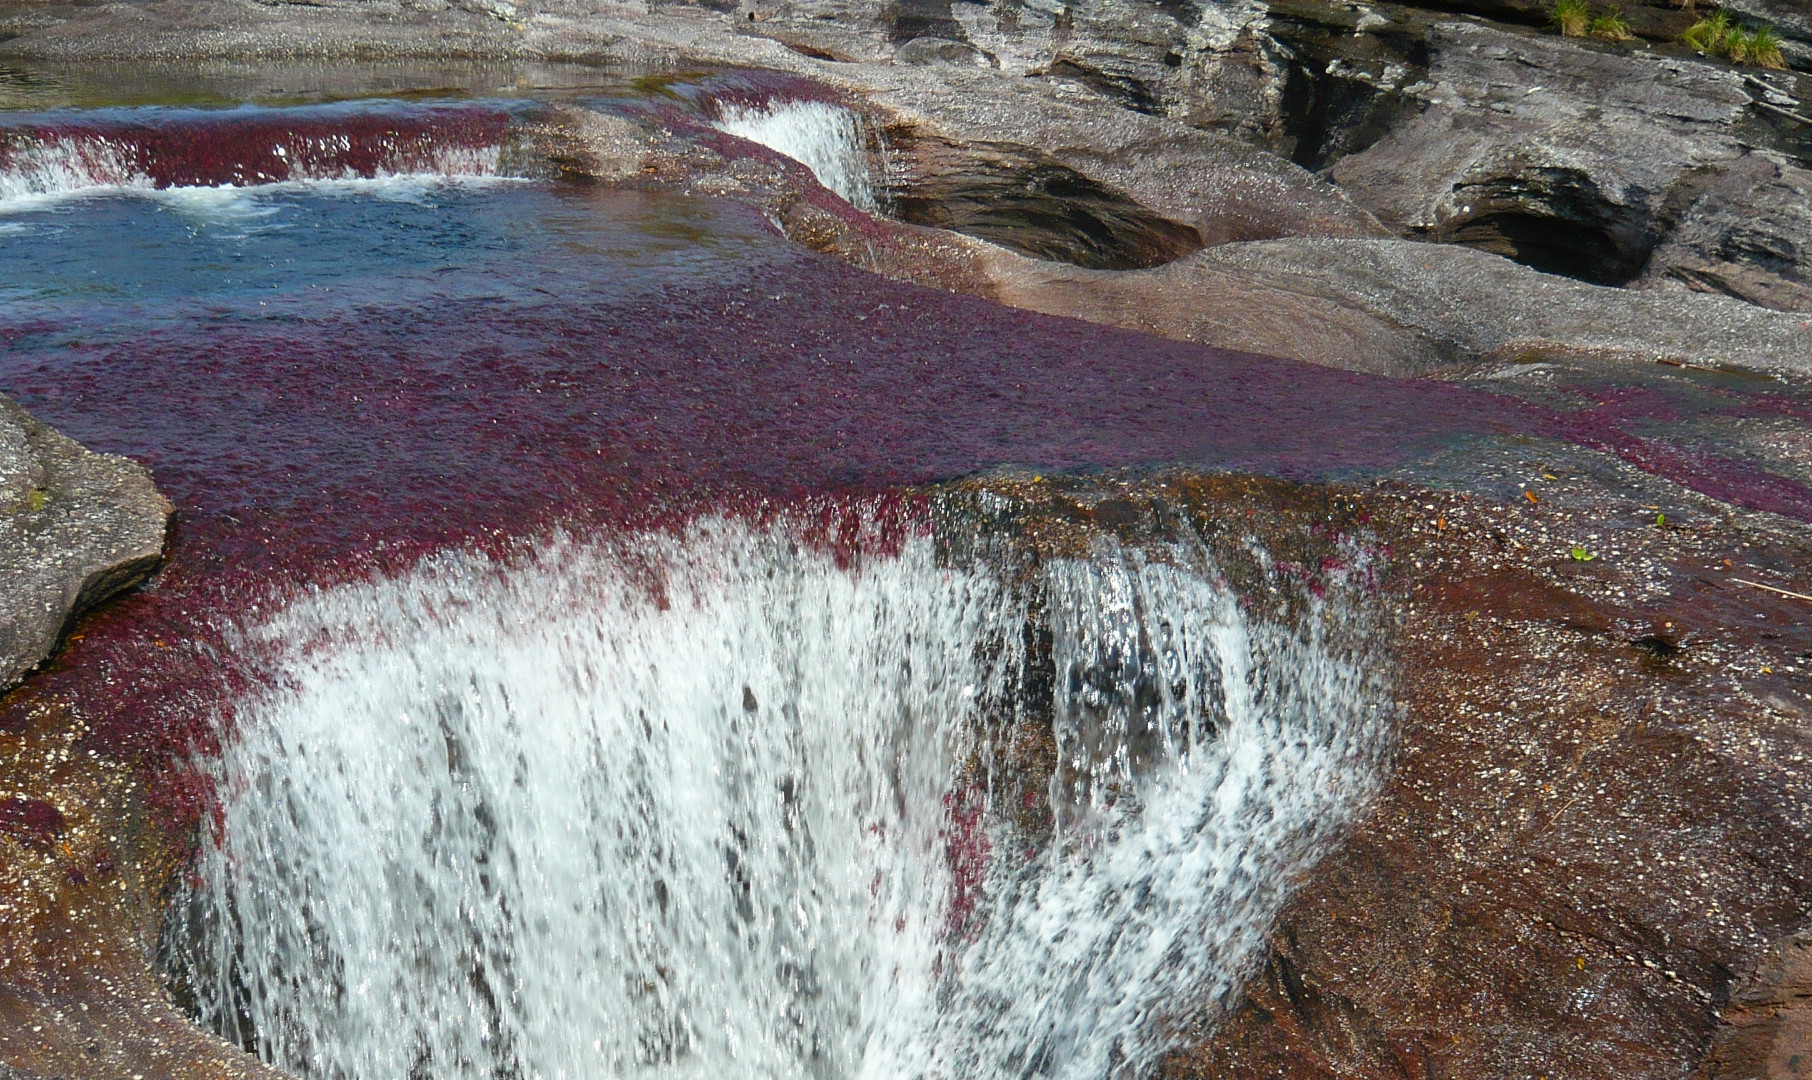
[0, 102, 516, 211]
[160, 507, 1392, 1080]
[712, 99, 878, 212]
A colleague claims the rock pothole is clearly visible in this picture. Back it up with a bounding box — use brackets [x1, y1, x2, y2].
[880, 132, 1204, 270]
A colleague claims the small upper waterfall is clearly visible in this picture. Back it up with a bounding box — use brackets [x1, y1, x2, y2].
[712, 100, 878, 212]
[0, 104, 511, 211]
[162, 506, 1390, 1080]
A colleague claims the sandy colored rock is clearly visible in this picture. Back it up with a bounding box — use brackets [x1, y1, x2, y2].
[0, 396, 169, 692]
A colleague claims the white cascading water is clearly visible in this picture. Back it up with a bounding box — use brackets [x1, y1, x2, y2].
[0, 136, 503, 212]
[712, 101, 878, 212]
[164, 514, 1390, 1080]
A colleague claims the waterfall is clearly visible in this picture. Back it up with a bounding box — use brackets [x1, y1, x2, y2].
[712, 101, 878, 212]
[162, 511, 1390, 1080]
[0, 105, 509, 212]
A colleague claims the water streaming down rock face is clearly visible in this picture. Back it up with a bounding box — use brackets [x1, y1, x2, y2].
[162, 510, 1391, 1080]
[0, 103, 513, 210]
[712, 100, 878, 212]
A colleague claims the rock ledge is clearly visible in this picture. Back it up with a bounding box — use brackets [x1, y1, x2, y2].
[0, 396, 170, 692]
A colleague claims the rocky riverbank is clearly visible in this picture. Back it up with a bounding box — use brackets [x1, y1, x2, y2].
[8, 0, 1812, 342]
[0, 0, 1809, 1075]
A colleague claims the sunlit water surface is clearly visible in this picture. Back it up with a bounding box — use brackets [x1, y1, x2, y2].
[7, 95, 1773, 1080]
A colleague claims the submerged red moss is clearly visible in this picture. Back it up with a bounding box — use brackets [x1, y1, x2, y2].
[0, 111, 1807, 837]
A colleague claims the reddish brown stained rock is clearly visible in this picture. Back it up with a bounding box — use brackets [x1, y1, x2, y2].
[1699, 929, 1812, 1080]
[0, 799, 63, 853]
[1167, 481, 1812, 1080]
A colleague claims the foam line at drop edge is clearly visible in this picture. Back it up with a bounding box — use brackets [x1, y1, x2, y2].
[0, 104, 517, 212]
[160, 513, 1393, 1080]
[0, 150, 512, 213]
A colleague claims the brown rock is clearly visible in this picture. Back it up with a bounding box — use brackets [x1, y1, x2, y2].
[1699, 929, 1812, 1080]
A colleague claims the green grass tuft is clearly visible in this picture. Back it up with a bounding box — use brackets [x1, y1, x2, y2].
[1551, 0, 1592, 36]
[1744, 24, 1788, 67]
[1590, 11, 1635, 40]
[1681, 10, 1732, 50]
[1684, 12, 1790, 67]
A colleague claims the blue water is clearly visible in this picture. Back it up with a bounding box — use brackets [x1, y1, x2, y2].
[0, 180, 770, 311]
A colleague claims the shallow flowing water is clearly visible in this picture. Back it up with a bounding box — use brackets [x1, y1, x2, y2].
[0, 85, 1806, 1079]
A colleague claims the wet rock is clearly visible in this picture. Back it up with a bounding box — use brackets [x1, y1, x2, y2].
[521, 102, 652, 183]
[3, 5, 1812, 1078]
[1639, 151, 1812, 313]
[1327, 21, 1755, 284]
[0, 797, 63, 852]
[880, 133, 1208, 268]
[1166, 472, 1812, 1080]
[0, 395, 169, 692]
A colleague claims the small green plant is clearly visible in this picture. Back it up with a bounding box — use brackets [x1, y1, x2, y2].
[1728, 24, 1758, 61]
[1551, 0, 1592, 36]
[25, 489, 46, 513]
[1570, 545, 1597, 561]
[1682, 11, 1786, 66]
[1734, 23, 1788, 67]
[1590, 11, 1635, 39]
[1681, 10, 1732, 50]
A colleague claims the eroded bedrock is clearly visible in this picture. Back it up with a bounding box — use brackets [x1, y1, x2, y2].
[8, 0, 1812, 310]
[0, 77, 1805, 1080]
[0, 397, 168, 691]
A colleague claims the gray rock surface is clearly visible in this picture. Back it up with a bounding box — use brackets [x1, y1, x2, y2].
[1638, 150, 1812, 312]
[1194, 238, 1812, 372]
[972, 235, 1812, 374]
[867, 67, 1389, 247]
[1327, 21, 1755, 283]
[0, 396, 170, 691]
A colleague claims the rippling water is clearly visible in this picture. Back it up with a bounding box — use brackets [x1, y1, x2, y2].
[0, 91, 1803, 1079]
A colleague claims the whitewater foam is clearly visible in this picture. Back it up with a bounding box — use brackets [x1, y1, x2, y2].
[713, 100, 878, 212]
[0, 137, 507, 214]
[163, 513, 1390, 1080]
